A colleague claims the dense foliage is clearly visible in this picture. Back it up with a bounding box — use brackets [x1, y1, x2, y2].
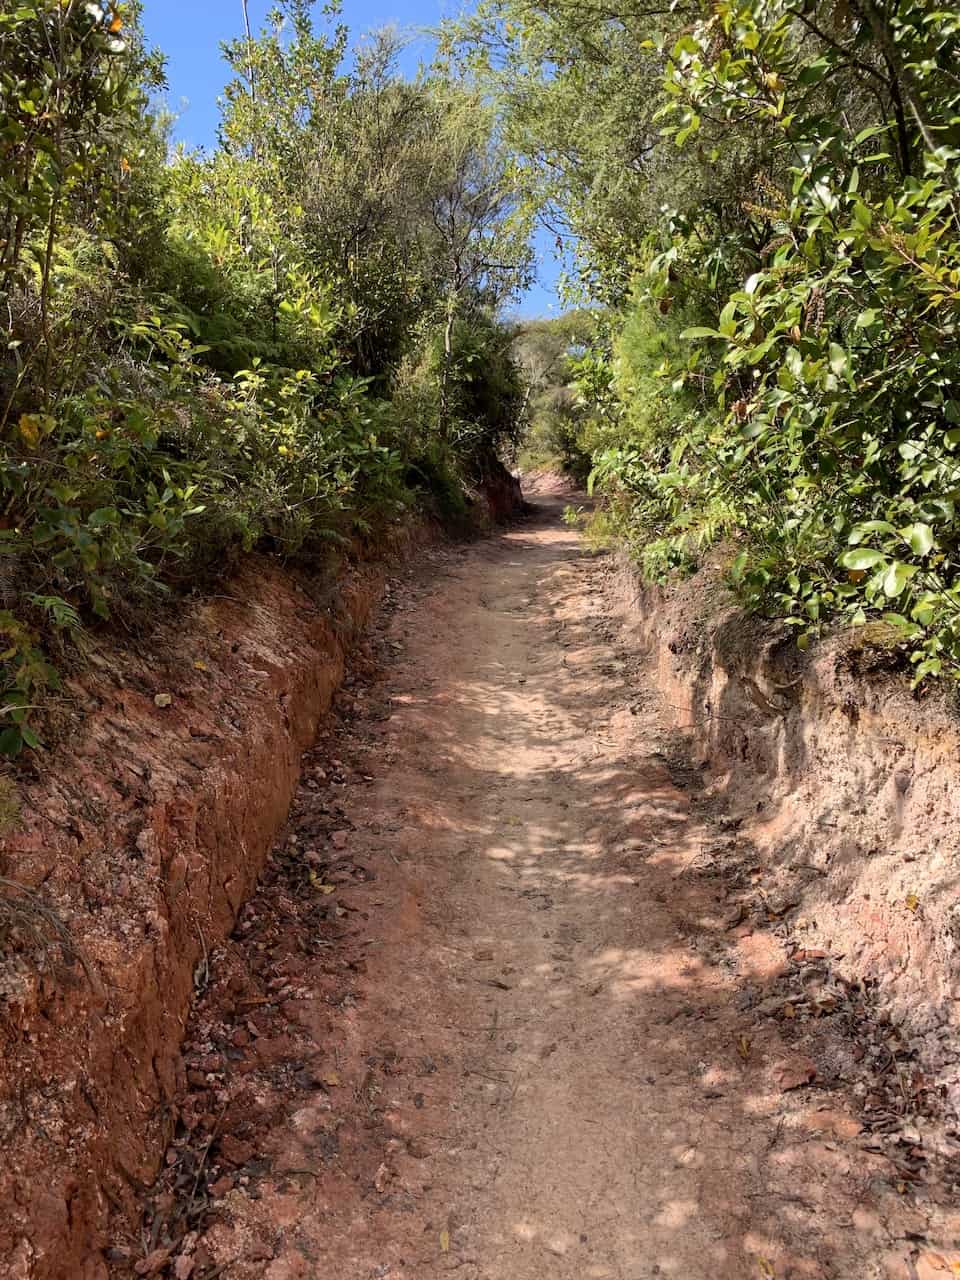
[513, 311, 597, 479]
[0, 0, 531, 756]
[462, 0, 960, 680]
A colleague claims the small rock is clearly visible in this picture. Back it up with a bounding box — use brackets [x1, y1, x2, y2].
[219, 1134, 255, 1166]
[331, 830, 350, 850]
[173, 1258, 195, 1280]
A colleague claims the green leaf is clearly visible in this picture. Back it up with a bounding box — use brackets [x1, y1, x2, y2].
[854, 123, 889, 145]
[798, 56, 829, 86]
[883, 561, 919, 598]
[828, 343, 849, 378]
[840, 548, 886, 570]
[848, 520, 897, 543]
[88, 506, 120, 528]
[718, 298, 738, 337]
[913, 657, 942, 680]
[900, 522, 934, 556]
[680, 326, 722, 340]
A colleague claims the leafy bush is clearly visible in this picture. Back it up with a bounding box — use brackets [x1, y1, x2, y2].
[467, 0, 960, 683]
[0, 1, 532, 757]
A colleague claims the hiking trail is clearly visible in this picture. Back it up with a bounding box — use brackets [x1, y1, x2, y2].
[141, 479, 931, 1280]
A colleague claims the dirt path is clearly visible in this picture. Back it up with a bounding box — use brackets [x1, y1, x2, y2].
[133, 488, 944, 1280]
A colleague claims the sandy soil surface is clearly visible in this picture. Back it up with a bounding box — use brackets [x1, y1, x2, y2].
[124, 487, 960, 1280]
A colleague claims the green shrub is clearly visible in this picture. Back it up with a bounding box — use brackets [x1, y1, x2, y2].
[0, 2, 531, 757]
[471, 0, 960, 683]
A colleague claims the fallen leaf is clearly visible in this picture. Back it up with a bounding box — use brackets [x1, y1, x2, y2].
[193, 660, 208, 671]
[737, 1034, 751, 1060]
[321, 1072, 341, 1088]
[308, 872, 337, 894]
[154, 692, 173, 708]
[439, 1229, 450, 1253]
[906, 892, 920, 913]
[17, 412, 54, 449]
[783, 1002, 796, 1019]
[135, 1249, 172, 1277]
[801, 1106, 862, 1139]
[774, 1056, 817, 1091]
[18, 414, 39, 449]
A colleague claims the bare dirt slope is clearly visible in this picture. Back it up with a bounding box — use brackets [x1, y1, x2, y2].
[128, 488, 959, 1280]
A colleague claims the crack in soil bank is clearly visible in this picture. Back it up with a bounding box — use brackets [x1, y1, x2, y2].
[114, 491, 960, 1280]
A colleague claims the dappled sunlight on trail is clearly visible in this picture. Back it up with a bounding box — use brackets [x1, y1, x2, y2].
[176, 493, 926, 1280]
[330, 495, 909, 1280]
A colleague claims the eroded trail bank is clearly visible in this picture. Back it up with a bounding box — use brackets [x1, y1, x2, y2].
[122, 491, 958, 1280]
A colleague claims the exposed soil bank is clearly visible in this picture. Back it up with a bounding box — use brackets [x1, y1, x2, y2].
[1, 555, 394, 1280]
[610, 552, 960, 1119]
[0, 479, 520, 1280]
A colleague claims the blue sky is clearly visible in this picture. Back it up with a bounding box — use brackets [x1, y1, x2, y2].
[141, 1, 562, 318]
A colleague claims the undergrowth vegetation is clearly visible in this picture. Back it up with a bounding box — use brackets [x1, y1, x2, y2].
[0, 1, 531, 756]
[463, 0, 960, 683]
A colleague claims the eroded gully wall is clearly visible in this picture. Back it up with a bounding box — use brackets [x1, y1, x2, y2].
[611, 555, 960, 1118]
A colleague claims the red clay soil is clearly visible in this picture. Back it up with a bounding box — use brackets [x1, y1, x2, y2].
[105, 483, 960, 1280]
[0, 545, 417, 1280]
[609, 547, 960, 1100]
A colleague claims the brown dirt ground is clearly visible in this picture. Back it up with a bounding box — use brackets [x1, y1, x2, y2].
[118, 483, 960, 1280]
